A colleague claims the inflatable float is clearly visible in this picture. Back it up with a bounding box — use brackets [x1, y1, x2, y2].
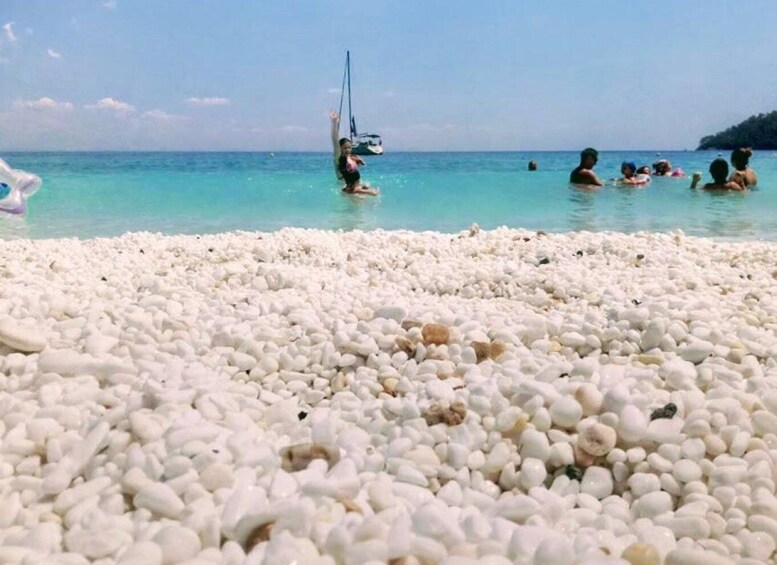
[0, 158, 42, 215]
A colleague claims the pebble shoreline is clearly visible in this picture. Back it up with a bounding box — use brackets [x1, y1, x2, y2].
[1, 227, 777, 564]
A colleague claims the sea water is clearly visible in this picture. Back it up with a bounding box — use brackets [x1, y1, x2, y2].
[1, 150, 776, 240]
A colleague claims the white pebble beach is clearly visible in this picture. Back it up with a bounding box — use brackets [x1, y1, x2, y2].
[2, 226, 777, 564]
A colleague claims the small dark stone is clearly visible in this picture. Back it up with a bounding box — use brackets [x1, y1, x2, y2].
[298, 411, 307, 421]
[139, 249, 145, 254]
[208, 247, 214, 252]
[632, 299, 642, 305]
[538, 257, 550, 265]
[564, 464, 583, 481]
[100, 276, 107, 281]
[636, 254, 645, 260]
[559, 372, 569, 379]
[576, 250, 583, 257]
[522, 237, 531, 242]
[536, 230, 547, 236]
[650, 402, 677, 421]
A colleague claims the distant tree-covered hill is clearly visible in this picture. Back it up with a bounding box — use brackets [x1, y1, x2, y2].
[698, 111, 777, 149]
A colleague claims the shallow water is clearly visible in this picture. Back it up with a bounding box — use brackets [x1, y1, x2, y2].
[1, 150, 775, 240]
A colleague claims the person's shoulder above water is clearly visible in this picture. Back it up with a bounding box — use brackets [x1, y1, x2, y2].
[570, 147, 603, 186]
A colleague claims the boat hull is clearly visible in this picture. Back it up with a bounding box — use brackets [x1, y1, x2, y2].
[351, 143, 384, 156]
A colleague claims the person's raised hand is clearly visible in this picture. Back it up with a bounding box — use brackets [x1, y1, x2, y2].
[692, 172, 702, 182]
[329, 110, 339, 121]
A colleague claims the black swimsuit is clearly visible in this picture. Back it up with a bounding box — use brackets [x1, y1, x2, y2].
[339, 155, 360, 185]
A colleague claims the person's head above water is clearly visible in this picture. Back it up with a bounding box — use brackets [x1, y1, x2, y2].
[528, 160, 538, 171]
[621, 161, 637, 178]
[731, 147, 753, 171]
[579, 148, 598, 168]
[652, 160, 672, 175]
[339, 138, 352, 154]
[709, 158, 729, 184]
[637, 166, 650, 175]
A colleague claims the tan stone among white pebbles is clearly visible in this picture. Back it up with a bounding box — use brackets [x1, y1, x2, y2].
[621, 542, 661, 565]
[577, 422, 617, 457]
[0, 317, 47, 353]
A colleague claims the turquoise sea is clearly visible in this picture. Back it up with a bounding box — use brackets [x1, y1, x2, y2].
[1, 151, 776, 240]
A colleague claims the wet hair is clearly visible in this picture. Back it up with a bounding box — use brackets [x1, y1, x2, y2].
[621, 161, 637, 174]
[339, 138, 351, 147]
[637, 166, 650, 175]
[709, 158, 729, 184]
[731, 147, 753, 170]
[652, 160, 670, 175]
[580, 147, 598, 164]
[528, 160, 538, 171]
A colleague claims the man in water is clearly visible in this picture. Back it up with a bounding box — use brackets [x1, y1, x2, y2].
[570, 147, 603, 186]
[528, 160, 538, 171]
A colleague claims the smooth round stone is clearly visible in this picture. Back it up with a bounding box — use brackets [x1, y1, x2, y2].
[152, 525, 201, 564]
[521, 430, 551, 462]
[519, 457, 547, 489]
[118, 542, 163, 565]
[618, 405, 647, 443]
[373, 306, 407, 323]
[549, 397, 582, 429]
[533, 536, 574, 565]
[638, 491, 673, 518]
[580, 466, 613, 499]
[672, 459, 702, 483]
[575, 384, 603, 416]
[0, 318, 47, 353]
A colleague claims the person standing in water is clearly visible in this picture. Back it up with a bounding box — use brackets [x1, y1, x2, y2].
[729, 148, 757, 188]
[338, 138, 378, 196]
[528, 160, 538, 171]
[570, 147, 604, 186]
[690, 158, 746, 191]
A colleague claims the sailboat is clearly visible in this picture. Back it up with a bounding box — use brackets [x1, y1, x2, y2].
[339, 51, 383, 156]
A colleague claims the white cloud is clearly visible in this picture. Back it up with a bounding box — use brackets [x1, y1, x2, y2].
[102, 0, 117, 9]
[141, 109, 183, 121]
[3, 22, 17, 44]
[185, 97, 230, 106]
[86, 97, 135, 112]
[15, 97, 74, 111]
[47, 48, 62, 59]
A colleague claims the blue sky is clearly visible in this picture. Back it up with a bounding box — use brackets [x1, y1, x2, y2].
[2, 0, 777, 151]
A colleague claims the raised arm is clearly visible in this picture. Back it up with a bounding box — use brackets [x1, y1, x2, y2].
[690, 172, 702, 189]
[330, 110, 343, 179]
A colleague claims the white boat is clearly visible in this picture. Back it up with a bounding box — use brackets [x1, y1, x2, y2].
[339, 51, 383, 156]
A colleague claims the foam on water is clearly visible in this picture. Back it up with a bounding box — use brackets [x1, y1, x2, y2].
[1, 150, 775, 239]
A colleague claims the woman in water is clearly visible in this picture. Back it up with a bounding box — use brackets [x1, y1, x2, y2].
[338, 138, 378, 196]
[652, 159, 685, 177]
[618, 161, 650, 185]
[729, 147, 757, 188]
[690, 158, 746, 191]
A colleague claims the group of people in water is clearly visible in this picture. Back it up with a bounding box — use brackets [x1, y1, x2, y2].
[568, 147, 757, 191]
[329, 109, 758, 196]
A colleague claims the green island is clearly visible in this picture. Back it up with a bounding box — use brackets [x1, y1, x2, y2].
[698, 110, 777, 149]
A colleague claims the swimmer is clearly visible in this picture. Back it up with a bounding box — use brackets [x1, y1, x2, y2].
[729, 147, 757, 188]
[528, 160, 538, 171]
[338, 138, 378, 196]
[570, 147, 603, 187]
[637, 166, 651, 175]
[690, 158, 745, 191]
[618, 161, 650, 185]
[652, 159, 685, 177]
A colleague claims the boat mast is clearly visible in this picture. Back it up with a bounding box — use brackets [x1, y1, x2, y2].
[346, 50, 355, 141]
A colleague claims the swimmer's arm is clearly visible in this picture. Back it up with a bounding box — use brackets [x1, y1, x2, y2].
[690, 172, 702, 189]
[580, 170, 604, 187]
[330, 111, 343, 179]
[353, 156, 365, 166]
[352, 186, 378, 195]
